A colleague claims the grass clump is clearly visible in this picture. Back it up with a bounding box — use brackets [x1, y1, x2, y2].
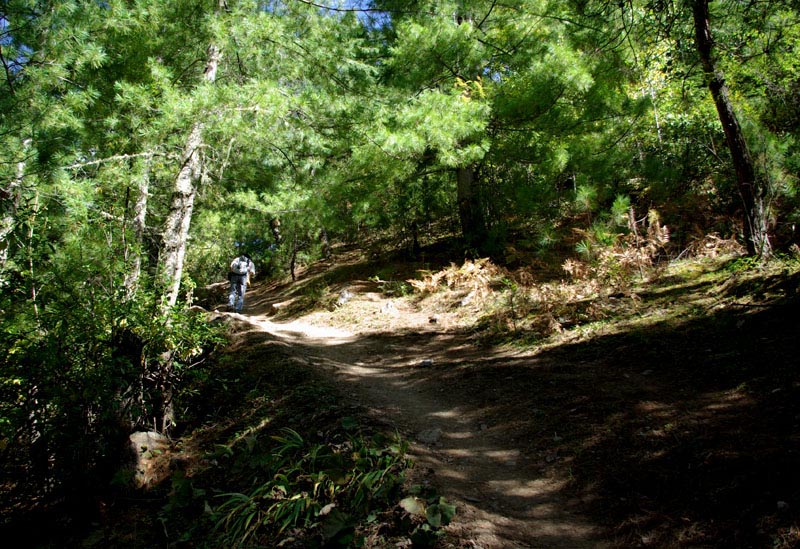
[213, 427, 403, 546]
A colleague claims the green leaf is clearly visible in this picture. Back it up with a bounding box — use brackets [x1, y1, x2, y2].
[341, 416, 359, 431]
[435, 497, 456, 525]
[321, 509, 355, 541]
[426, 505, 442, 528]
[424, 497, 456, 528]
[400, 496, 426, 517]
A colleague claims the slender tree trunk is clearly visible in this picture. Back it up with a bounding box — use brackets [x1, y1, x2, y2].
[320, 227, 331, 259]
[160, 125, 202, 308]
[157, 30, 222, 433]
[1, 139, 30, 277]
[1, 140, 40, 321]
[158, 122, 205, 432]
[159, 44, 222, 308]
[691, 0, 771, 257]
[0, 186, 19, 275]
[290, 232, 298, 281]
[456, 165, 487, 253]
[648, 84, 662, 145]
[123, 158, 150, 299]
[27, 190, 40, 323]
[115, 157, 153, 434]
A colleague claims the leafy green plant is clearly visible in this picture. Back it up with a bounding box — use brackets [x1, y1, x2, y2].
[399, 489, 457, 547]
[611, 195, 632, 227]
[213, 426, 409, 547]
[575, 183, 598, 213]
[370, 275, 413, 297]
[724, 255, 762, 274]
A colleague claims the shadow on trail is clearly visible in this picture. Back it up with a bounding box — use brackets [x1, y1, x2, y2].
[249, 287, 800, 548]
[553, 295, 800, 548]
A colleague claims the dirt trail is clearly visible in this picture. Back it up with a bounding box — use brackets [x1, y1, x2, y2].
[232, 309, 603, 548]
[209, 261, 800, 548]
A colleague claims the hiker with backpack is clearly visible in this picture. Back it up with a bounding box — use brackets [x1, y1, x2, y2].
[228, 252, 256, 313]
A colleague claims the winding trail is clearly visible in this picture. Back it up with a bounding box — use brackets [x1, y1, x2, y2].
[231, 310, 604, 548]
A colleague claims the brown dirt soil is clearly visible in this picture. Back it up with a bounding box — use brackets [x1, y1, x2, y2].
[207, 252, 800, 548]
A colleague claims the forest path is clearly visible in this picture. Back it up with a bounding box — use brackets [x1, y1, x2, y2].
[231, 308, 604, 548]
[209, 258, 800, 548]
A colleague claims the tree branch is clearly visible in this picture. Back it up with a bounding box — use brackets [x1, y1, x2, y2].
[64, 151, 164, 171]
[0, 47, 15, 95]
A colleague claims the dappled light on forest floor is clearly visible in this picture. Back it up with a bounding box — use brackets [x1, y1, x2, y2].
[195, 254, 800, 548]
[219, 305, 608, 546]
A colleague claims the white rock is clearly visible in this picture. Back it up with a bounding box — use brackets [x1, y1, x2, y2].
[127, 431, 171, 489]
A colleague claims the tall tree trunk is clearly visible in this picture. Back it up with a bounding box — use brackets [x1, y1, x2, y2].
[159, 44, 222, 308]
[691, 0, 771, 257]
[123, 158, 150, 299]
[456, 165, 487, 253]
[157, 35, 222, 433]
[160, 124, 202, 308]
[1, 139, 30, 278]
[290, 232, 299, 281]
[157, 120, 205, 432]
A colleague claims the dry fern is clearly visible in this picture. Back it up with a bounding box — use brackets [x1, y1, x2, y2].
[409, 258, 506, 299]
[683, 233, 745, 259]
[564, 208, 671, 290]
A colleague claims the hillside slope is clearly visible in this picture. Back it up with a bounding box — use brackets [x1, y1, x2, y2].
[59, 249, 800, 548]
[200, 250, 800, 548]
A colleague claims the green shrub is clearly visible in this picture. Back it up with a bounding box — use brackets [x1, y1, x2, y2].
[214, 427, 410, 547]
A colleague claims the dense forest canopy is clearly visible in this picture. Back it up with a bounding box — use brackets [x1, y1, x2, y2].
[1, 0, 799, 541]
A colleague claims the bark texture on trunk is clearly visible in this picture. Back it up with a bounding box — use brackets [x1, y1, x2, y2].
[1, 139, 30, 276]
[123, 159, 150, 299]
[692, 0, 771, 257]
[160, 124, 202, 308]
[159, 43, 222, 307]
[156, 38, 222, 433]
[456, 165, 487, 253]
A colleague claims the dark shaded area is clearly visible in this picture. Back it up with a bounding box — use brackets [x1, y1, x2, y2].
[265, 267, 800, 547]
[558, 292, 800, 546]
[5, 259, 799, 547]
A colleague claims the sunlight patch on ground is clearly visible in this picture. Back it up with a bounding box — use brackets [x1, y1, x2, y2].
[446, 430, 480, 440]
[341, 365, 377, 376]
[439, 445, 516, 458]
[635, 400, 676, 419]
[703, 391, 752, 410]
[244, 315, 356, 345]
[484, 449, 522, 462]
[461, 505, 599, 546]
[429, 409, 468, 419]
[431, 467, 469, 482]
[488, 478, 568, 498]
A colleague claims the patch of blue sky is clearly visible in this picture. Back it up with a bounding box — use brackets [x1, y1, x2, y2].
[1, 16, 33, 75]
[313, 0, 392, 29]
[1, 15, 11, 45]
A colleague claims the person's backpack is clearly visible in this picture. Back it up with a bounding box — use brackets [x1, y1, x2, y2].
[231, 256, 250, 275]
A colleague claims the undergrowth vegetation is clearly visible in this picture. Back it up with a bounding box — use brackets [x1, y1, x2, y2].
[403, 226, 796, 346]
[0, 287, 225, 529]
[3, 236, 798, 547]
[142, 322, 456, 549]
[213, 427, 412, 547]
